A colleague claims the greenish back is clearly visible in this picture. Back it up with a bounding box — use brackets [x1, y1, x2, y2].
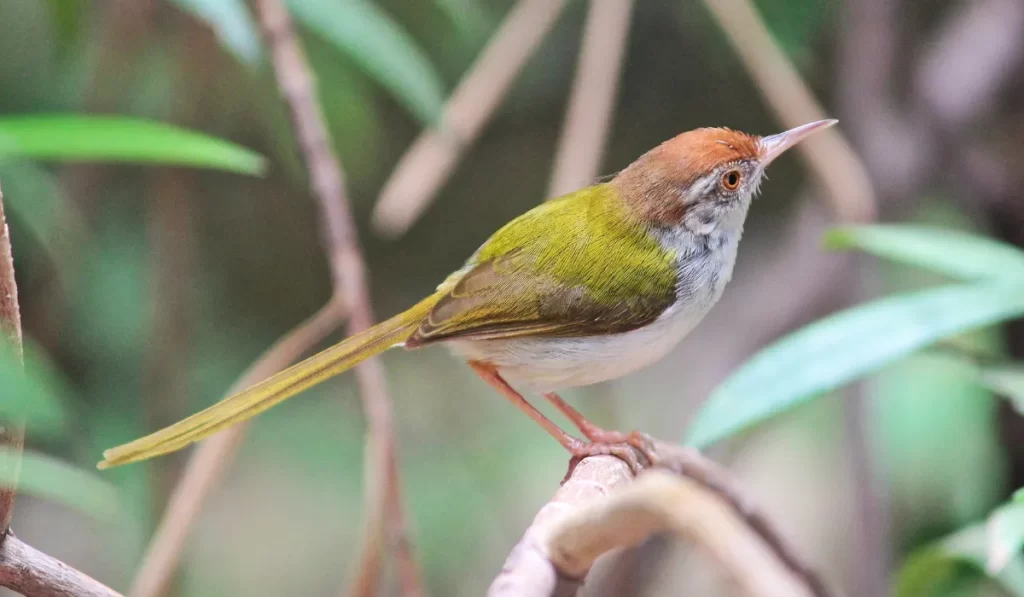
[408, 184, 679, 345]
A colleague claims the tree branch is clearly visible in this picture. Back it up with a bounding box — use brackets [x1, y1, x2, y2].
[0, 532, 122, 597]
[491, 443, 829, 597]
[253, 2, 425, 596]
[371, 0, 570, 236]
[0, 175, 25, 538]
[547, 0, 634, 198]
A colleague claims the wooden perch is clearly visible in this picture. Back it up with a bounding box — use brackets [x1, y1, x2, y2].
[490, 442, 829, 597]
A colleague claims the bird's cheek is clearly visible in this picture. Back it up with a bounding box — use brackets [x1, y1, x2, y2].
[682, 202, 722, 235]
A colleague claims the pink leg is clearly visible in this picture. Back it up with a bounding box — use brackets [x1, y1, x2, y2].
[469, 363, 648, 474]
[543, 391, 659, 467]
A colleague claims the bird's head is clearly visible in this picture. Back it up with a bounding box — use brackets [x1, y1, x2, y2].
[613, 119, 837, 235]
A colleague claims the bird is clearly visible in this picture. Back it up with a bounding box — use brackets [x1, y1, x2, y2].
[98, 119, 837, 470]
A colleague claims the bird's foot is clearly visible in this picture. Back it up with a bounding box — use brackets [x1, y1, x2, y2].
[561, 431, 659, 483]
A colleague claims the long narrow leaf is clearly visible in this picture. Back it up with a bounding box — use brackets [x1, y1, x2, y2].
[0, 116, 265, 175]
[827, 225, 1024, 281]
[286, 0, 445, 124]
[0, 448, 117, 521]
[169, 0, 262, 65]
[686, 282, 1024, 448]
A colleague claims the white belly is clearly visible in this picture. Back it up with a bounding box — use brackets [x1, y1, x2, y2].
[448, 297, 712, 391]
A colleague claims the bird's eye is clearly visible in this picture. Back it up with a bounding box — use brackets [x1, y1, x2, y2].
[722, 169, 742, 190]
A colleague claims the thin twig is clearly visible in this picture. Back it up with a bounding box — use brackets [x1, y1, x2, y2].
[547, 0, 634, 198]
[0, 532, 122, 597]
[0, 179, 25, 536]
[253, 2, 426, 596]
[490, 443, 828, 597]
[129, 300, 345, 597]
[372, 0, 570, 236]
[701, 0, 877, 223]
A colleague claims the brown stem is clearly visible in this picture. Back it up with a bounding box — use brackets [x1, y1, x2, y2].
[0, 180, 25, 536]
[253, 1, 425, 596]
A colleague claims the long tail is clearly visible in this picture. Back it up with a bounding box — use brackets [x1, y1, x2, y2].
[98, 297, 437, 469]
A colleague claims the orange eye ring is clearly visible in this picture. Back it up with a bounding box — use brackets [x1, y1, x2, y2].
[722, 169, 742, 190]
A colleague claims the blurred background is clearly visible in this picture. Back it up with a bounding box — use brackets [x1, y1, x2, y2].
[0, 0, 1023, 595]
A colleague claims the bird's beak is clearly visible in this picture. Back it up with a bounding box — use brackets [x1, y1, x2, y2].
[758, 119, 838, 166]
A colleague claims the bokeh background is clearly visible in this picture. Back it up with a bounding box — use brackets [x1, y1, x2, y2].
[1, 0, 1023, 595]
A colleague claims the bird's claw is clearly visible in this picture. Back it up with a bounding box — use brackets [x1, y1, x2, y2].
[561, 431, 659, 483]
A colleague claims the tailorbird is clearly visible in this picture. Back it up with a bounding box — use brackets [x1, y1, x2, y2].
[99, 119, 837, 469]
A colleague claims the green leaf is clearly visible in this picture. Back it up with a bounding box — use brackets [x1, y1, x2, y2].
[897, 524, 1024, 597]
[0, 338, 69, 435]
[0, 116, 265, 175]
[827, 225, 1024, 281]
[0, 448, 117, 521]
[988, 501, 1024, 575]
[686, 282, 1024, 448]
[286, 0, 445, 124]
[168, 0, 262, 65]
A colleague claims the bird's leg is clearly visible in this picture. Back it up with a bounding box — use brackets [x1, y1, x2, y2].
[543, 391, 659, 468]
[468, 361, 649, 475]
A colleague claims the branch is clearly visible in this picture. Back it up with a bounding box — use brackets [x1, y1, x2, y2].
[490, 442, 829, 597]
[0, 532, 122, 597]
[0, 172, 24, 538]
[129, 300, 345, 597]
[371, 0, 570, 236]
[701, 0, 876, 224]
[547, 0, 634, 198]
[253, 2, 425, 597]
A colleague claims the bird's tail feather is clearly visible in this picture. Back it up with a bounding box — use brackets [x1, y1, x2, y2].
[98, 297, 436, 469]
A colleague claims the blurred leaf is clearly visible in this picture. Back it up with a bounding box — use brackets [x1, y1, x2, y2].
[0, 337, 69, 435]
[0, 158, 86, 265]
[897, 524, 1024, 597]
[286, 0, 445, 124]
[827, 225, 1024, 281]
[977, 365, 1024, 414]
[0, 447, 117, 521]
[988, 501, 1024, 574]
[1016, 488, 1024, 504]
[168, 0, 262, 65]
[0, 115, 265, 174]
[686, 282, 1024, 448]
